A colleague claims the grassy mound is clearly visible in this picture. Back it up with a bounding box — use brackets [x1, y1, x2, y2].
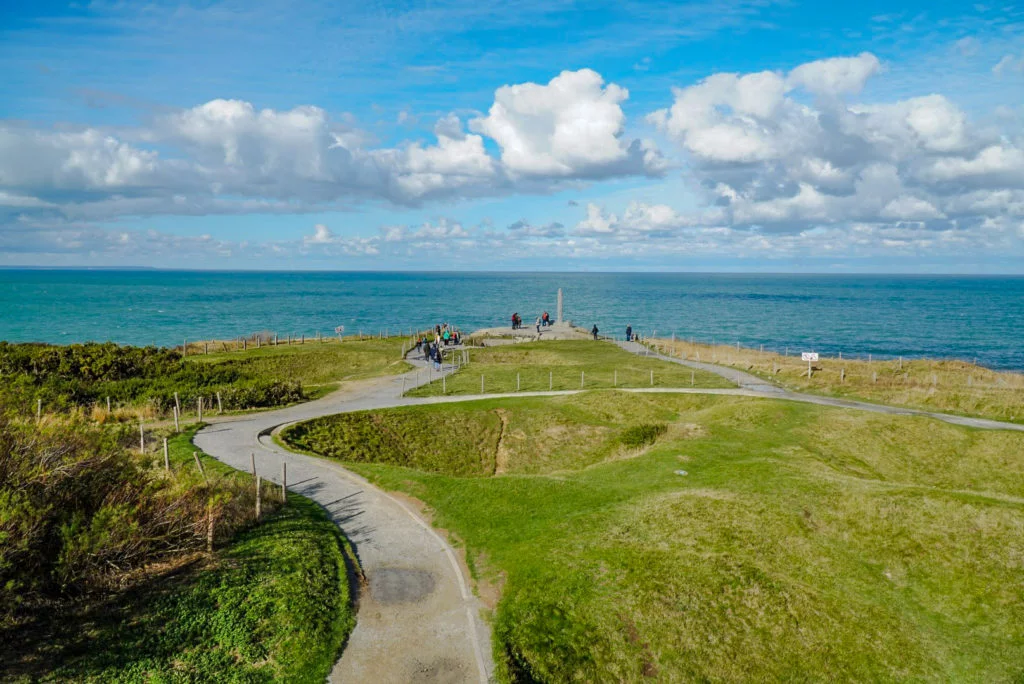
[284, 392, 1024, 682]
[405, 340, 733, 396]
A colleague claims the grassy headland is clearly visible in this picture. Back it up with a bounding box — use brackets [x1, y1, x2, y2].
[405, 340, 733, 396]
[284, 392, 1024, 682]
[645, 337, 1024, 424]
[0, 336, 409, 420]
[1, 419, 354, 681]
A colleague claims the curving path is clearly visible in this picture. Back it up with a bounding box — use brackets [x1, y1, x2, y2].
[194, 343, 1023, 681]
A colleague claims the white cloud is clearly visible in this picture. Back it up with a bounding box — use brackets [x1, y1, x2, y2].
[993, 54, 1024, 77]
[470, 69, 663, 178]
[786, 52, 881, 96]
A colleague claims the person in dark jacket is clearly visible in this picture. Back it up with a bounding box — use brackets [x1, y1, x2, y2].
[625, 325, 632, 342]
[591, 324, 599, 340]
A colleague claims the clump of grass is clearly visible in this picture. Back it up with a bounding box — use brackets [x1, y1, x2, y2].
[288, 393, 1024, 682]
[618, 423, 666, 448]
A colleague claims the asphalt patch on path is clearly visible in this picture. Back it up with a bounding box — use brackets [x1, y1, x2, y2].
[371, 567, 437, 604]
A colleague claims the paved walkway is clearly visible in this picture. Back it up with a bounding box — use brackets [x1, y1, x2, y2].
[193, 342, 1022, 681]
[195, 364, 494, 684]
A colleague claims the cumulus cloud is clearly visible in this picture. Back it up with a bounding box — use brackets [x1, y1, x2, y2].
[648, 52, 1024, 240]
[470, 69, 664, 178]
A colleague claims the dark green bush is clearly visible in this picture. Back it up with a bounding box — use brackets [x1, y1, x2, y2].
[0, 342, 306, 416]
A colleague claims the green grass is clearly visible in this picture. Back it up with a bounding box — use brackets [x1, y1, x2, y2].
[405, 340, 733, 396]
[2, 429, 355, 682]
[649, 337, 1024, 424]
[189, 337, 411, 400]
[283, 392, 1024, 682]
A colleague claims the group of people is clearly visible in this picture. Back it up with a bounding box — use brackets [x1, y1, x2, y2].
[512, 310, 554, 332]
[414, 323, 463, 370]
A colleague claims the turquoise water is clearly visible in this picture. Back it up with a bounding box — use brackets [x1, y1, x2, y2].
[1, 270, 1022, 370]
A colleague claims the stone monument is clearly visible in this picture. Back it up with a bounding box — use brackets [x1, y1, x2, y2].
[556, 288, 563, 324]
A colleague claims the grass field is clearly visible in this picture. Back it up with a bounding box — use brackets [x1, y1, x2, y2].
[648, 337, 1024, 424]
[284, 392, 1024, 682]
[404, 340, 733, 397]
[189, 336, 411, 401]
[2, 428, 355, 682]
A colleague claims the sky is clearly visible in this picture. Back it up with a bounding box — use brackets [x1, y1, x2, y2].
[1, 0, 1023, 272]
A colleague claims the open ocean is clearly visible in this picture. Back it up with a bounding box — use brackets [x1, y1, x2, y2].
[1, 270, 1022, 370]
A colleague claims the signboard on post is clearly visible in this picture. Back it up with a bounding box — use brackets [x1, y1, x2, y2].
[335, 325, 345, 341]
[802, 351, 818, 378]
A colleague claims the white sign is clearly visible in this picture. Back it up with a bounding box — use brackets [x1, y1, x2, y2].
[801, 352, 819, 362]
[334, 326, 345, 334]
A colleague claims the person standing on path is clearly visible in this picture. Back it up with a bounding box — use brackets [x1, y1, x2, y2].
[625, 324, 632, 342]
[592, 324, 599, 340]
[536, 317, 541, 334]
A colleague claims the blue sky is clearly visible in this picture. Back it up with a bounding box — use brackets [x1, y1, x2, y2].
[1, 0, 1023, 271]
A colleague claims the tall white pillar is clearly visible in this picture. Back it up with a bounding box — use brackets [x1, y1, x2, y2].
[556, 288, 563, 324]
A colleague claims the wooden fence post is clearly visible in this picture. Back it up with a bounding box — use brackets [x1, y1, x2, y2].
[36, 398, 41, 422]
[206, 504, 215, 553]
[650, 370, 654, 386]
[106, 396, 111, 413]
[174, 392, 180, 415]
[255, 476, 262, 520]
[516, 373, 520, 392]
[193, 451, 206, 481]
[691, 370, 695, 387]
[613, 370, 617, 386]
[581, 371, 585, 388]
[281, 463, 287, 503]
[549, 371, 553, 391]
[173, 405, 180, 432]
[217, 392, 223, 414]
[163, 438, 169, 471]
[139, 421, 145, 453]
[197, 397, 203, 422]
[250, 452, 256, 477]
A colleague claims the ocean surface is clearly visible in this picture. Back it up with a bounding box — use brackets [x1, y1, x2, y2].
[1, 270, 1022, 370]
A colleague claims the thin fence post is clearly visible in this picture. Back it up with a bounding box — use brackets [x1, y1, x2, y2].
[650, 369, 654, 386]
[206, 504, 215, 553]
[217, 392, 223, 414]
[197, 397, 203, 422]
[250, 452, 256, 478]
[873, 371, 878, 384]
[614, 370, 617, 387]
[163, 438, 169, 471]
[691, 370, 695, 387]
[281, 463, 287, 503]
[193, 451, 206, 480]
[581, 371, 585, 388]
[36, 398, 41, 422]
[549, 371, 553, 391]
[255, 476, 262, 519]
[517, 373, 520, 392]
[841, 368, 845, 383]
[173, 405, 180, 432]
[442, 374, 446, 394]
[139, 421, 145, 453]
[106, 396, 111, 413]
[174, 392, 180, 415]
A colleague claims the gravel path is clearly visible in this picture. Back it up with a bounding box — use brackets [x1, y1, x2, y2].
[193, 342, 1022, 682]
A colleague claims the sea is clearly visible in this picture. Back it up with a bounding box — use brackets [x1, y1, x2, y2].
[1, 270, 1022, 371]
